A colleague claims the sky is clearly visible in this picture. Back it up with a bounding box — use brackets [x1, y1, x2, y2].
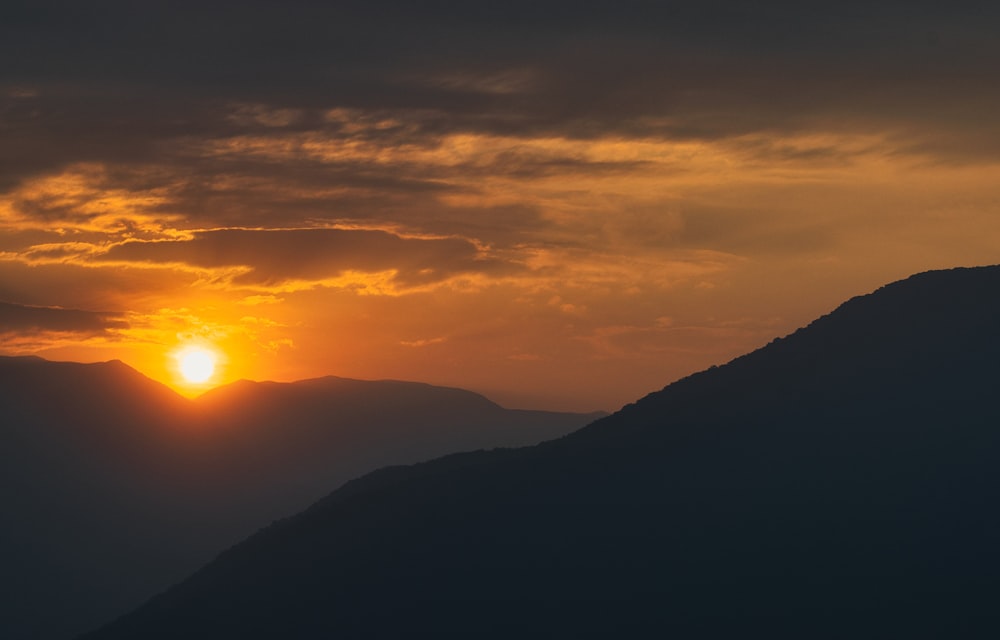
[2, 1, 999, 411]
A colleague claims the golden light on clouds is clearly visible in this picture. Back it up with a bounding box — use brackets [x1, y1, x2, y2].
[3, 28, 1000, 412]
[3, 122, 1000, 410]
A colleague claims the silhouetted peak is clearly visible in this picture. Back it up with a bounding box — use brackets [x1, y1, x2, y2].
[2, 355, 143, 378]
[197, 374, 506, 415]
[603, 265, 1000, 422]
[0, 354, 191, 417]
[0, 354, 45, 363]
[79, 264, 1000, 638]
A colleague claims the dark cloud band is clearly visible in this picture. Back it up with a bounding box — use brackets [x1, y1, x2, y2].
[2, 1, 998, 191]
[102, 228, 518, 287]
[0, 301, 128, 334]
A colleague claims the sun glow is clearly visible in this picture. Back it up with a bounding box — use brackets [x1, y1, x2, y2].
[176, 347, 217, 384]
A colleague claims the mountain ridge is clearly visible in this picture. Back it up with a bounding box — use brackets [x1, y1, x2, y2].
[0, 357, 584, 415]
[81, 264, 1000, 638]
[0, 356, 600, 640]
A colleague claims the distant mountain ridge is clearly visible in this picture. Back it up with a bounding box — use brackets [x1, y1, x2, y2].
[0, 358, 602, 640]
[82, 265, 1000, 638]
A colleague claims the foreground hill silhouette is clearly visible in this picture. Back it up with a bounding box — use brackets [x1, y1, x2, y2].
[0, 360, 600, 640]
[84, 265, 1000, 638]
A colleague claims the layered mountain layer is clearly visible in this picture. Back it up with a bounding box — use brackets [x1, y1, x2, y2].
[85, 265, 1000, 638]
[0, 359, 601, 639]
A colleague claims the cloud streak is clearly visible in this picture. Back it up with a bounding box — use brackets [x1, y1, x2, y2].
[100, 227, 519, 290]
[2, 1, 1000, 409]
[3, 1, 999, 193]
[0, 301, 128, 335]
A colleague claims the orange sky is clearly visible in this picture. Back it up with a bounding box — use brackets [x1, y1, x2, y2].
[2, 3, 1000, 411]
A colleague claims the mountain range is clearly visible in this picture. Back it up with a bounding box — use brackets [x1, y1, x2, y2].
[80, 265, 1000, 638]
[0, 360, 602, 640]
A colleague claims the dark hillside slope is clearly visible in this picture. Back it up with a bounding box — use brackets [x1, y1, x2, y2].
[0, 358, 599, 640]
[189, 376, 605, 536]
[85, 265, 1000, 638]
[0, 358, 197, 640]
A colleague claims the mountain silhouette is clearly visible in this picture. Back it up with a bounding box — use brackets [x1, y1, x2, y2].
[82, 265, 1000, 638]
[0, 359, 601, 640]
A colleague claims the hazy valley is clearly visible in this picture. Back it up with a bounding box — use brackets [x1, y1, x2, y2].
[0, 361, 601, 639]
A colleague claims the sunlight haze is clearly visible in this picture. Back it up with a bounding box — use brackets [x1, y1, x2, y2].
[2, 2, 998, 411]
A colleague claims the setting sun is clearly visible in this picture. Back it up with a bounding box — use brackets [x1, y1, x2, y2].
[177, 347, 217, 384]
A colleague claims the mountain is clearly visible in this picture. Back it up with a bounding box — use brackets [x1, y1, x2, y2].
[0, 360, 601, 640]
[82, 265, 1000, 638]
[1, 358, 196, 640]
[186, 376, 605, 540]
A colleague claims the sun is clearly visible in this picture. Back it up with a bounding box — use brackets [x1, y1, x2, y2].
[177, 347, 217, 384]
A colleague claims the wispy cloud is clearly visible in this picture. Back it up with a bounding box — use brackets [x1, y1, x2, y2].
[98, 227, 520, 291]
[2, 1, 1000, 409]
[0, 301, 127, 337]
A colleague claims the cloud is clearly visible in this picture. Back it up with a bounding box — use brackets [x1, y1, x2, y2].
[238, 295, 283, 306]
[2, 1, 998, 197]
[99, 227, 520, 290]
[3, 0, 1000, 411]
[0, 301, 128, 335]
[400, 337, 447, 347]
